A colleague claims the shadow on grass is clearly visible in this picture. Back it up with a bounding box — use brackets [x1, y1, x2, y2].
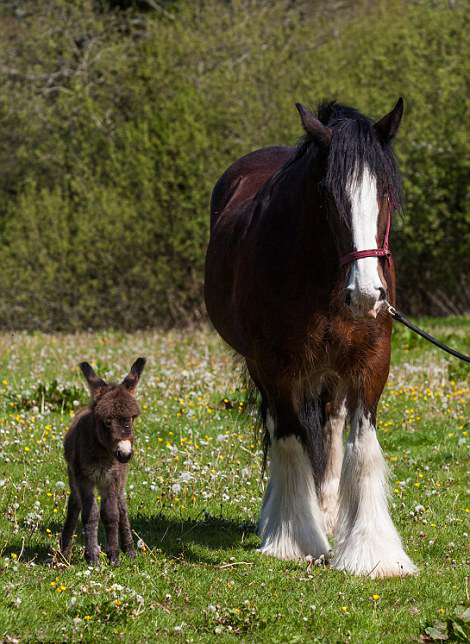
[4, 512, 259, 566]
[131, 511, 259, 564]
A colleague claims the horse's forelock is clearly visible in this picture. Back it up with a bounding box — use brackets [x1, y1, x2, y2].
[315, 102, 403, 223]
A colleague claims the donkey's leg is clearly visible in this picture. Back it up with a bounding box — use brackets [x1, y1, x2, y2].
[258, 403, 330, 560]
[79, 481, 100, 565]
[100, 492, 120, 565]
[320, 398, 347, 534]
[60, 486, 81, 559]
[332, 404, 417, 577]
[118, 494, 135, 558]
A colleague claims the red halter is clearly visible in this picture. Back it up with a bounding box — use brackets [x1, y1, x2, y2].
[339, 195, 394, 268]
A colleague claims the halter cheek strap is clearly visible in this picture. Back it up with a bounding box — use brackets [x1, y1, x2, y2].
[339, 196, 394, 268]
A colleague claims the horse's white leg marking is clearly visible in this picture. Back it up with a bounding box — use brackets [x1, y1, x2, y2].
[258, 432, 330, 560]
[332, 405, 417, 577]
[320, 400, 347, 534]
[346, 167, 385, 319]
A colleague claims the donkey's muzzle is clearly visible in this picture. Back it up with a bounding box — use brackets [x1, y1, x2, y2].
[114, 448, 134, 463]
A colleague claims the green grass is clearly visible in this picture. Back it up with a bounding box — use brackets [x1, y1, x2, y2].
[0, 319, 468, 643]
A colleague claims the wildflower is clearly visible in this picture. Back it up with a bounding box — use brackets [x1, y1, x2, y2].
[372, 594, 380, 601]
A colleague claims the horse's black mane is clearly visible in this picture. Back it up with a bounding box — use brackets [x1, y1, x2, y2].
[317, 100, 403, 219]
[262, 100, 403, 223]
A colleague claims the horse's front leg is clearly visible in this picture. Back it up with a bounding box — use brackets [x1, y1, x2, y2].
[332, 401, 417, 578]
[258, 402, 330, 560]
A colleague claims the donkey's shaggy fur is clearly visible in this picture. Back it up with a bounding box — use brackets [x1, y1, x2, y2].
[60, 358, 146, 565]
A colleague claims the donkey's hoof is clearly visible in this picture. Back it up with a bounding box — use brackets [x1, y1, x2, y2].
[107, 554, 121, 567]
[126, 549, 136, 559]
[84, 555, 100, 566]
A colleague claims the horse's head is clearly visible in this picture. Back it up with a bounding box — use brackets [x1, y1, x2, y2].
[296, 98, 404, 320]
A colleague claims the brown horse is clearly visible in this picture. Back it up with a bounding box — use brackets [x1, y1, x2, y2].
[204, 99, 417, 577]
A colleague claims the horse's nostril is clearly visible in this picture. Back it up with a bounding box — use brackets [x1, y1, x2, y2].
[378, 287, 386, 301]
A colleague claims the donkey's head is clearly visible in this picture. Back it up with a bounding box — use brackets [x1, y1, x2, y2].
[80, 358, 146, 463]
[296, 98, 404, 319]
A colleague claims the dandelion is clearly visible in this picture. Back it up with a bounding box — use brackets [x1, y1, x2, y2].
[372, 594, 380, 601]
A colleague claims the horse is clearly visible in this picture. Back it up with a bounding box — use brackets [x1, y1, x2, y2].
[204, 98, 417, 578]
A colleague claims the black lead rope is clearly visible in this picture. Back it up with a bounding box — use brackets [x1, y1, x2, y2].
[386, 303, 470, 364]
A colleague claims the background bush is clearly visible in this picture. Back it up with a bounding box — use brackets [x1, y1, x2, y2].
[0, 0, 468, 330]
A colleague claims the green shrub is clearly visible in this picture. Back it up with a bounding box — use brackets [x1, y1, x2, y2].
[0, 0, 467, 329]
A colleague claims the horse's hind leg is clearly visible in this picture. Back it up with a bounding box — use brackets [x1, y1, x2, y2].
[258, 398, 330, 560]
[320, 396, 347, 535]
[332, 401, 417, 578]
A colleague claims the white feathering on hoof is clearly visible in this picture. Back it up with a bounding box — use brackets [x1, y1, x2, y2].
[332, 408, 417, 578]
[258, 435, 330, 560]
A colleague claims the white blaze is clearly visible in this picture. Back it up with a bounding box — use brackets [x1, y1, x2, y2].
[346, 167, 384, 318]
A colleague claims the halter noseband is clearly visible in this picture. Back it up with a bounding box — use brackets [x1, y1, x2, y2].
[339, 195, 394, 268]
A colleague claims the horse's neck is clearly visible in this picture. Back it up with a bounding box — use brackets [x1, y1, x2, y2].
[265, 174, 337, 270]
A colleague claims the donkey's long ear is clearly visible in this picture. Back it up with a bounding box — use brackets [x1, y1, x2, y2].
[374, 97, 404, 144]
[80, 362, 108, 398]
[295, 103, 332, 146]
[122, 357, 146, 394]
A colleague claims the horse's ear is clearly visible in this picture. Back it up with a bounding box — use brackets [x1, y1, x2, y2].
[122, 357, 146, 394]
[80, 362, 108, 398]
[374, 97, 404, 143]
[295, 103, 332, 146]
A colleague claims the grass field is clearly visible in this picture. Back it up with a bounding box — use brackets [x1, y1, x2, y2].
[0, 318, 468, 643]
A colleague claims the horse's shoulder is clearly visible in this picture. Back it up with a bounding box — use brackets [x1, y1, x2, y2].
[210, 146, 295, 229]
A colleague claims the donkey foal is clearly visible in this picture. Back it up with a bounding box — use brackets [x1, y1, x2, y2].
[60, 358, 146, 565]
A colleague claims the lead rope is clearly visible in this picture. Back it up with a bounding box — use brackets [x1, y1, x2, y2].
[386, 302, 470, 363]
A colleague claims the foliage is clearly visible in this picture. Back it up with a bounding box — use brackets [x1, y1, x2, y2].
[0, 0, 468, 329]
[420, 605, 470, 642]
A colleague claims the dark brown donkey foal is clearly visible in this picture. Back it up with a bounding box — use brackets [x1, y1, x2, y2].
[60, 358, 146, 565]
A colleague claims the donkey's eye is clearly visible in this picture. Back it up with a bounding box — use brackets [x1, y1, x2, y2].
[104, 419, 112, 427]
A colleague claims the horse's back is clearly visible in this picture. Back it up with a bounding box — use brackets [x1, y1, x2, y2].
[206, 146, 294, 355]
[210, 146, 294, 232]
